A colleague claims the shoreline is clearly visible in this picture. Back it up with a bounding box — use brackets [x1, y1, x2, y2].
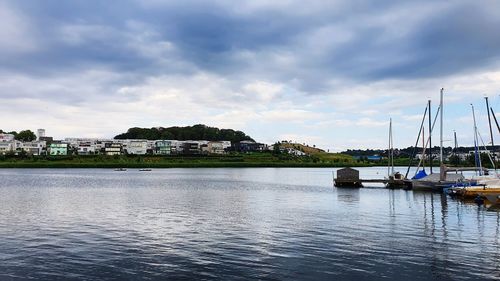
[0, 155, 482, 169]
[0, 162, 375, 169]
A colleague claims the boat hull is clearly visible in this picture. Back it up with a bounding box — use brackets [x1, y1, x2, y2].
[458, 186, 500, 198]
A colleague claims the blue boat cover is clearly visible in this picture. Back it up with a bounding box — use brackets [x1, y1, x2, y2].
[412, 170, 427, 180]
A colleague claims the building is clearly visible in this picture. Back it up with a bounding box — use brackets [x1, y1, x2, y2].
[37, 129, 46, 141]
[105, 143, 122, 155]
[49, 143, 68, 155]
[0, 133, 15, 142]
[0, 142, 14, 154]
[126, 140, 148, 155]
[170, 140, 185, 154]
[183, 142, 201, 155]
[232, 140, 266, 152]
[22, 141, 46, 155]
[95, 140, 112, 154]
[285, 148, 306, 156]
[39, 136, 54, 144]
[155, 140, 172, 155]
[77, 141, 97, 155]
[207, 141, 226, 154]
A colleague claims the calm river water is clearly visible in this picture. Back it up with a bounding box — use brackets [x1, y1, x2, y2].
[0, 167, 499, 280]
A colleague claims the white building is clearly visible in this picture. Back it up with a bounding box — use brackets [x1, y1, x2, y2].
[0, 133, 15, 142]
[207, 141, 226, 154]
[21, 141, 46, 155]
[105, 143, 122, 155]
[37, 129, 46, 140]
[0, 142, 14, 154]
[126, 140, 148, 155]
[77, 142, 97, 155]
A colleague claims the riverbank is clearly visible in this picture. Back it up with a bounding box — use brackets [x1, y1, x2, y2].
[0, 153, 375, 168]
[0, 153, 484, 168]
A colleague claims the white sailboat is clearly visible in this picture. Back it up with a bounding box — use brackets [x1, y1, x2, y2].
[385, 118, 405, 188]
[412, 88, 465, 191]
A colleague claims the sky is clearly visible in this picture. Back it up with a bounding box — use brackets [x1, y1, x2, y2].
[1, 0, 500, 151]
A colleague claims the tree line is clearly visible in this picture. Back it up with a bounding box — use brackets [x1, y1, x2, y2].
[0, 129, 36, 142]
[114, 124, 255, 142]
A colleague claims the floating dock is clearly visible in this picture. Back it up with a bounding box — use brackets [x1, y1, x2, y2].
[333, 167, 407, 188]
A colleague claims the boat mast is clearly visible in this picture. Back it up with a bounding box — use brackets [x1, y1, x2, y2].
[391, 119, 394, 175]
[439, 88, 444, 165]
[454, 130, 458, 166]
[388, 118, 391, 177]
[491, 107, 500, 134]
[422, 125, 426, 171]
[428, 99, 432, 174]
[485, 96, 495, 156]
[405, 105, 429, 178]
[471, 104, 482, 176]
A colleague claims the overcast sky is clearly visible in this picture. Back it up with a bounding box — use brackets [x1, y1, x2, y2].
[1, 0, 500, 151]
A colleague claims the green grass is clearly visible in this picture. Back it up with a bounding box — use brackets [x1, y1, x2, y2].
[0, 152, 374, 168]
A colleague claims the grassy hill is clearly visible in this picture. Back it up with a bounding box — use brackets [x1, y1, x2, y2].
[280, 142, 354, 163]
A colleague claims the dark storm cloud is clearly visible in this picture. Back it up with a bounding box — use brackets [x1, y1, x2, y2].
[2, 0, 500, 91]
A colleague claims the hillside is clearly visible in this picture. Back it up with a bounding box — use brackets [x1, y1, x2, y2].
[114, 124, 254, 142]
[280, 142, 353, 162]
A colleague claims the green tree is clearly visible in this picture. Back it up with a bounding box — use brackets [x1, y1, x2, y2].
[15, 130, 36, 142]
[273, 142, 281, 155]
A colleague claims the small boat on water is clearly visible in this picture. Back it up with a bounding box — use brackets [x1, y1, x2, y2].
[114, 168, 127, 171]
[139, 169, 152, 171]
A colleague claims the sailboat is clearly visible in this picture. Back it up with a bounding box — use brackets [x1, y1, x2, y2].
[385, 118, 406, 188]
[447, 98, 500, 198]
[412, 88, 466, 191]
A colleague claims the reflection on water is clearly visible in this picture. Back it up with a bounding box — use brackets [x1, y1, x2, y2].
[0, 167, 499, 280]
[336, 188, 360, 203]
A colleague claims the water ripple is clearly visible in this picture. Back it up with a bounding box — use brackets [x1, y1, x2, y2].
[0, 168, 500, 280]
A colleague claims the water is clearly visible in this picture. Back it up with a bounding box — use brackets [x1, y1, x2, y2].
[0, 167, 499, 280]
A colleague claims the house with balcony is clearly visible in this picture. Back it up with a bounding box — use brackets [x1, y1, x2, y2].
[126, 140, 148, 155]
[49, 143, 68, 155]
[77, 141, 97, 155]
[207, 141, 226, 154]
[105, 143, 122, 155]
[170, 140, 184, 155]
[0, 133, 15, 142]
[183, 142, 201, 155]
[155, 140, 172, 155]
[22, 141, 46, 155]
[0, 142, 14, 154]
[232, 140, 266, 152]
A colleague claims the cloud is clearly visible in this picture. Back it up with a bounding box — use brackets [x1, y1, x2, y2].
[1, 0, 500, 150]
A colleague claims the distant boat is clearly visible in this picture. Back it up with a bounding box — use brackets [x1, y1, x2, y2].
[385, 118, 406, 189]
[139, 169, 152, 171]
[114, 168, 127, 171]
